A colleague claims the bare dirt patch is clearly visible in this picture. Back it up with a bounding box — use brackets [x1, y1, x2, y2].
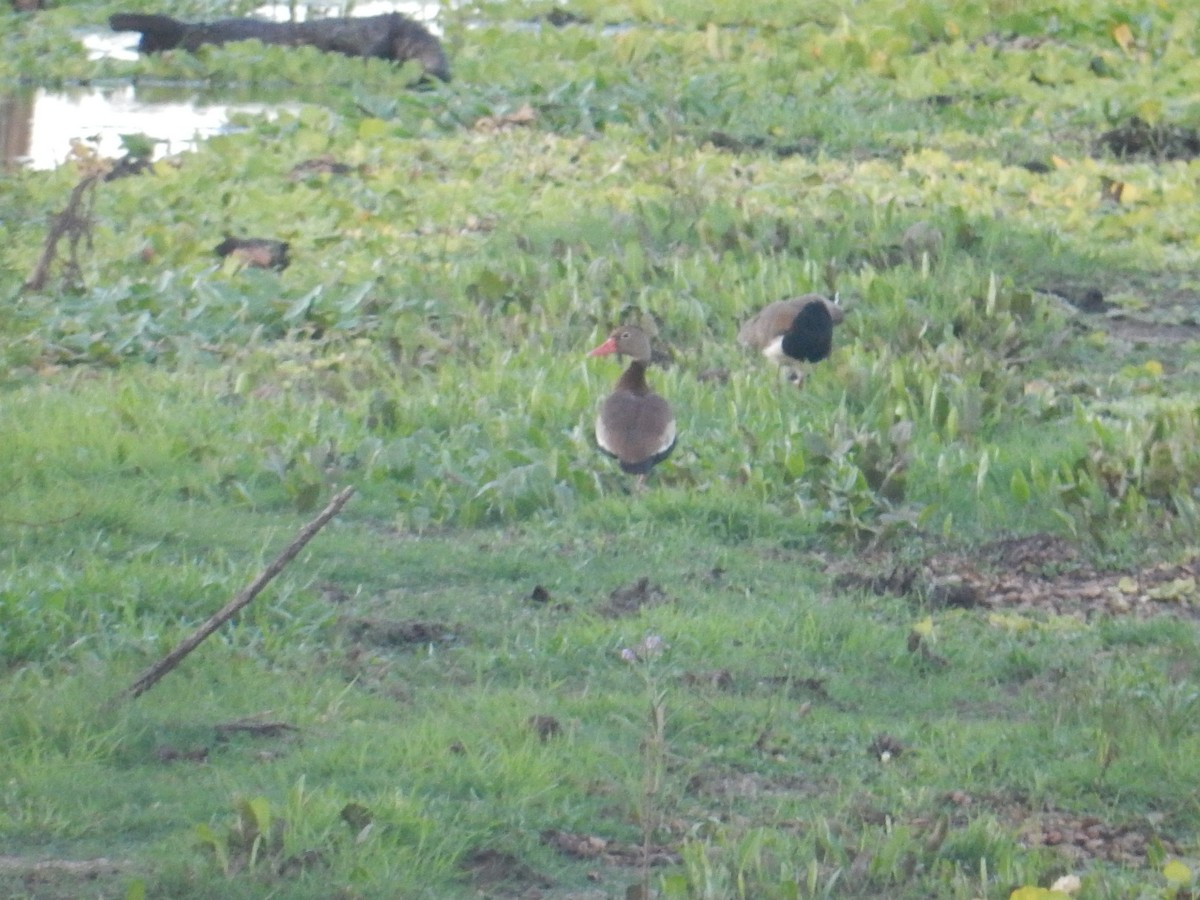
[1040, 283, 1200, 346]
[601, 577, 671, 618]
[1096, 116, 1200, 162]
[461, 847, 553, 895]
[935, 791, 1183, 867]
[540, 829, 680, 868]
[0, 857, 130, 900]
[833, 534, 1199, 620]
[341, 617, 457, 648]
[1103, 316, 1200, 347]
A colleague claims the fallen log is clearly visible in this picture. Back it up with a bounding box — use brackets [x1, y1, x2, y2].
[110, 11, 450, 82]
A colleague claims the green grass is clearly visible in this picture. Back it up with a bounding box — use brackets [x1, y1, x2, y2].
[2, 0, 1200, 896]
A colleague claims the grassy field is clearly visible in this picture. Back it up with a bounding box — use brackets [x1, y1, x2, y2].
[2, 0, 1200, 897]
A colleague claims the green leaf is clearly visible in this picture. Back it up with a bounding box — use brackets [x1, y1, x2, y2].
[1010, 469, 1031, 504]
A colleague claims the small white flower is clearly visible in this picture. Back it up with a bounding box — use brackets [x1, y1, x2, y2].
[619, 648, 637, 663]
[640, 635, 665, 656]
[1050, 874, 1081, 895]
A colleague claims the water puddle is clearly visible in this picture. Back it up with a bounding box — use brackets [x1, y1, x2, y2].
[1, 0, 621, 170]
[4, 0, 442, 171]
[1, 84, 301, 171]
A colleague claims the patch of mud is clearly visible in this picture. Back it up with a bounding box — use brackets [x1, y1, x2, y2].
[461, 847, 553, 894]
[1096, 116, 1200, 161]
[154, 744, 209, 763]
[1104, 316, 1200, 346]
[214, 716, 298, 739]
[601, 577, 670, 618]
[753, 674, 833, 702]
[1040, 282, 1200, 337]
[540, 830, 680, 868]
[1038, 281, 1200, 350]
[0, 856, 130, 900]
[681, 668, 735, 690]
[341, 617, 457, 647]
[703, 130, 819, 159]
[935, 791, 1183, 867]
[833, 534, 1200, 620]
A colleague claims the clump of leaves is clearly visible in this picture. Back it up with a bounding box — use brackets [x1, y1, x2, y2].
[196, 796, 285, 876]
[1053, 402, 1200, 544]
[799, 412, 918, 541]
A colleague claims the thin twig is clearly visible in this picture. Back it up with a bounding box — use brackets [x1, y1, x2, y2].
[114, 485, 356, 704]
[23, 173, 100, 293]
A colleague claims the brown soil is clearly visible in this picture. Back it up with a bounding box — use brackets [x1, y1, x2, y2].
[832, 533, 1199, 620]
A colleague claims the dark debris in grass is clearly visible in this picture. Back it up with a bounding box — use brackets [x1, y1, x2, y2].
[539, 829, 680, 868]
[527, 714, 563, 741]
[600, 577, 670, 618]
[154, 744, 209, 763]
[1096, 116, 1200, 162]
[214, 717, 298, 738]
[937, 791, 1185, 868]
[0, 856, 130, 900]
[462, 847, 553, 894]
[341, 617, 458, 647]
[681, 667, 734, 690]
[833, 534, 1200, 620]
[1039, 279, 1200, 347]
[702, 130, 820, 159]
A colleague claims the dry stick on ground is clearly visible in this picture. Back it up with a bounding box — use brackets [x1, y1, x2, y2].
[24, 172, 100, 293]
[115, 485, 356, 704]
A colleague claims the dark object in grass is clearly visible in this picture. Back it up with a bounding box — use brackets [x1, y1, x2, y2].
[602, 576, 669, 618]
[1096, 116, 1200, 161]
[109, 11, 450, 82]
[704, 130, 818, 159]
[215, 236, 291, 271]
[868, 733, 905, 761]
[462, 848, 553, 893]
[343, 617, 454, 648]
[1042, 285, 1108, 313]
[289, 156, 355, 180]
[546, 8, 590, 26]
[213, 717, 298, 738]
[528, 714, 562, 741]
[154, 744, 209, 763]
[105, 153, 154, 181]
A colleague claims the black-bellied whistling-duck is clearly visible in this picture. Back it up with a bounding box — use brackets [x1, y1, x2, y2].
[588, 326, 676, 482]
[737, 294, 844, 385]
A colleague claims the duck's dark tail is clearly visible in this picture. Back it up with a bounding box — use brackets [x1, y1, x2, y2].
[110, 13, 187, 52]
[781, 300, 835, 363]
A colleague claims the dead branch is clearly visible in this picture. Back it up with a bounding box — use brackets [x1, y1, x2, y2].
[24, 173, 100, 293]
[115, 485, 356, 704]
